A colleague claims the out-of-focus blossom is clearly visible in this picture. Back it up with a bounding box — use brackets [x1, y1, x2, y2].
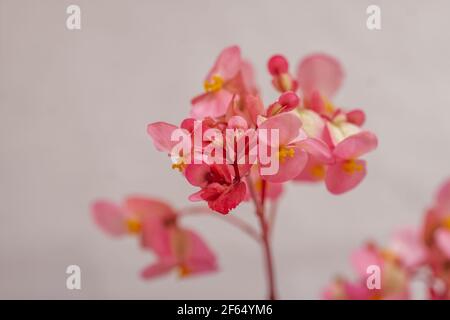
[92, 196, 217, 279]
[185, 163, 248, 214]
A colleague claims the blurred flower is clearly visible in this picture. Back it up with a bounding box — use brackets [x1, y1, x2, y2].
[91, 196, 217, 279]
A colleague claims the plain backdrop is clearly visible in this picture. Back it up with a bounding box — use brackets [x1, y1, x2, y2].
[0, 0, 449, 299]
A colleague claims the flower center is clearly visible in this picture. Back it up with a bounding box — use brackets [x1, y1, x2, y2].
[171, 159, 186, 172]
[125, 218, 141, 234]
[278, 146, 295, 163]
[310, 164, 326, 179]
[342, 159, 363, 174]
[204, 75, 224, 93]
[442, 216, 450, 230]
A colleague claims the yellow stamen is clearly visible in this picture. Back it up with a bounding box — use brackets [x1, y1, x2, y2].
[126, 218, 141, 234]
[323, 96, 335, 114]
[203, 75, 224, 93]
[310, 164, 326, 179]
[178, 264, 191, 277]
[171, 159, 186, 172]
[278, 146, 295, 164]
[442, 216, 450, 230]
[342, 159, 363, 174]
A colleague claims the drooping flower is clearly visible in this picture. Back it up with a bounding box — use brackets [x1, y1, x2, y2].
[325, 131, 378, 194]
[185, 163, 248, 214]
[191, 46, 250, 119]
[91, 196, 217, 279]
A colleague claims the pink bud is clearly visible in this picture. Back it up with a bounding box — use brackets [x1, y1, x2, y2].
[268, 55, 289, 76]
[346, 109, 366, 126]
[278, 91, 300, 109]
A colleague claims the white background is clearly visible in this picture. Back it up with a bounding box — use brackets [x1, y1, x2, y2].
[0, 0, 449, 299]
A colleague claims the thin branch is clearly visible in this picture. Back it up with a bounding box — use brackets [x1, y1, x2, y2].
[179, 205, 261, 242]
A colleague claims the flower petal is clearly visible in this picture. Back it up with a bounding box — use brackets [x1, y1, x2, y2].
[258, 112, 301, 146]
[91, 200, 126, 236]
[296, 137, 333, 164]
[125, 196, 176, 220]
[350, 244, 381, 278]
[297, 53, 344, 99]
[147, 122, 179, 152]
[191, 90, 233, 119]
[183, 230, 218, 275]
[325, 159, 367, 194]
[206, 45, 241, 81]
[207, 181, 247, 214]
[261, 147, 308, 183]
[185, 163, 211, 187]
[390, 227, 427, 268]
[333, 131, 378, 160]
[140, 258, 177, 279]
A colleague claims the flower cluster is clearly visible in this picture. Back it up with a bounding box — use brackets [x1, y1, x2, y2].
[323, 178, 450, 300]
[91, 46, 379, 297]
[147, 46, 378, 215]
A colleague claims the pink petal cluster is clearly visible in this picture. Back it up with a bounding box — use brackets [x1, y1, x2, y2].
[324, 178, 450, 300]
[91, 197, 217, 279]
[147, 46, 378, 214]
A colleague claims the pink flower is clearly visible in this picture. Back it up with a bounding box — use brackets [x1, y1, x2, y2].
[91, 196, 217, 279]
[185, 163, 247, 214]
[350, 243, 410, 299]
[325, 131, 378, 194]
[191, 46, 244, 119]
[389, 227, 427, 270]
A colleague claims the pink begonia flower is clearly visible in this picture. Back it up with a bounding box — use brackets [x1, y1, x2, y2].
[92, 196, 217, 279]
[185, 163, 248, 214]
[257, 112, 332, 183]
[191, 46, 250, 119]
[350, 243, 410, 299]
[141, 227, 218, 279]
[390, 227, 427, 269]
[325, 131, 378, 194]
